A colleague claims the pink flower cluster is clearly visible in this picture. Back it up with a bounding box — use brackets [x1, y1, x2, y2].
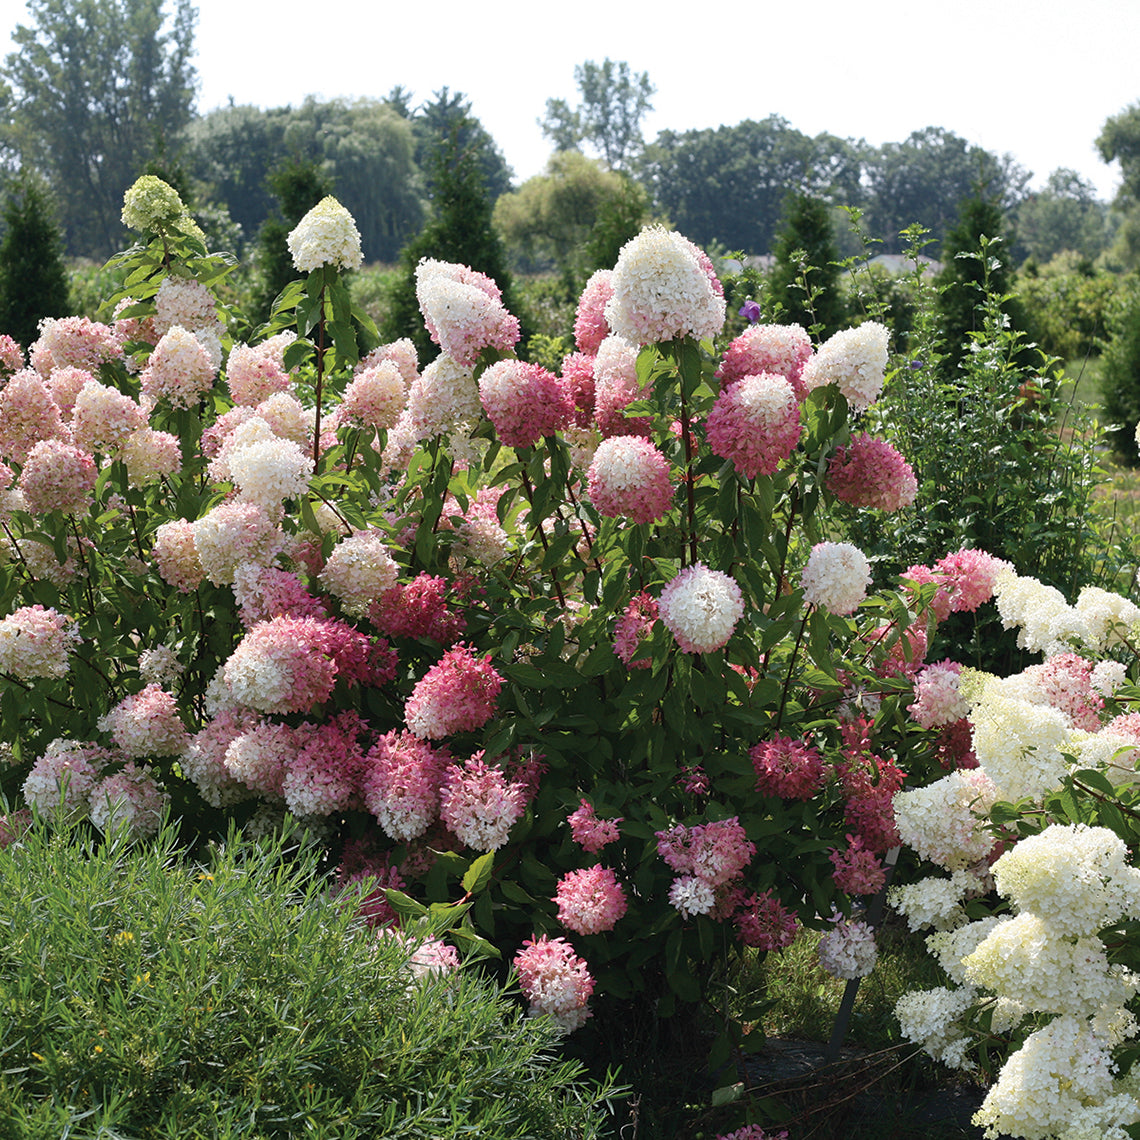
[99, 684, 190, 758]
[0, 370, 68, 463]
[0, 604, 80, 680]
[567, 798, 622, 852]
[405, 644, 502, 739]
[909, 660, 968, 729]
[716, 323, 813, 398]
[18, 439, 97, 515]
[232, 563, 328, 628]
[553, 864, 628, 935]
[362, 730, 450, 841]
[734, 889, 800, 951]
[1022, 653, 1104, 731]
[513, 935, 595, 1032]
[333, 360, 407, 433]
[574, 270, 614, 354]
[280, 711, 366, 817]
[29, 316, 122, 376]
[152, 519, 204, 593]
[140, 326, 215, 408]
[904, 548, 1010, 621]
[478, 359, 571, 447]
[22, 738, 112, 817]
[225, 333, 295, 406]
[593, 335, 650, 438]
[839, 753, 907, 854]
[439, 754, 525, 850]
[586, 435, 673, 524]
[88, 761, 168, 838]
[370, 574, 465, 644]
[750, 735, 825, 800]
[829, 834, 887, 895]
[825, 433, 917, 512]
[706, 371, 802, 478]
[613, 592, 658, 668]
[658, 817, 756, 918]
[415, 259, 520, 366]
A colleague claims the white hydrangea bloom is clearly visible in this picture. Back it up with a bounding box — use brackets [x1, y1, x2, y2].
[818, 918, 878, 980]
[893, 769, 998, 871]
[926, 917, 1005, 986]
[287, 196, 363, 273]
[1076, 586, 1140, 651]
[799, 541, 871, 616]
[894, 985, 978, 1071]
[658, 563, 744, 653]
[318, 530, 399, 617]
[800, 322, 889, 410]
[889, 869, 985, 932]
[970, 693, 1074, 802]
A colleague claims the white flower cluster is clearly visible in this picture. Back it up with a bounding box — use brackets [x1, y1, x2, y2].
[799, 541, 871, 616]
[800, 322, 889, 411]
[228, 436, 314, 512]
[894, 986, 978, 1071]
[287, 196, 363, 273]
[889, 868, 987, 932]
[817, 917, 878, 980]
[893, 768, 998, 870]
[970, 691, 1074, 803]
[658, 563, 744, 654]
[604, 227, 725, 345]
[318, 530, 400, 616]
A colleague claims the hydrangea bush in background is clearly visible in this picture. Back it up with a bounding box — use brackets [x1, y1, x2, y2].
[1, 179, 968, 1069]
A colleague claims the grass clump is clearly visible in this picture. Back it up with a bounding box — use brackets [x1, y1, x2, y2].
[0, 817, 620, 1139]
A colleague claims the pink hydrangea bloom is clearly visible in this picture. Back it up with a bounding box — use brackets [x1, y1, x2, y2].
[931, 548, 1010, 614]
[0, 334, 24, 376]
[716, 323, 813, 398]
[909, 660, 968, 729]
[439, 754, 525, 850]
[0, 604, 80, 680]
[140, 325, 215, 408]
[505, 748, 548, 806]
[222, 615, 378, 716]
[232, 563, 328, 628]
[864, 620, 928, 680]
[559, 351, 596, 428]
[152, 518, 204, 593]
[370, 574, 465, 645]
[826, 433, 917, 512]
[362, 730, 451, 842]
[734, 890, 800, 950]
[88, 761, 168, 838]
[22, 738, 111, 817]
[192, 502, 280, 586]
[567, 799, 622, 853]
[71, 380, 147, 455]
[337, 841, 405, 929]
[902, 563, 953, 623]
[46, 365, 95, 417]
[829, 834, 887, 895]
[281, 712, 367, 817]
[223, 720, 293, 799]
[818, 916, 878, 979]
[355, 338, 418, 387]
[658, 563, 744, 654]
[0, 369, 67, 463]
[29, 316, 121, 377]
[706, 371, 802, 478]
[513, 934, 595, 1032]
[17, 439, 96, 516]
[604, 227, 725, 345]
[593, 334, 651, 438]
[334, 360, 407, 433]
[405, 644, 503, 740]
[840, 754, 906, 854]
[154, 276, 218, 339]
[1023, 653, 1104, 731]
[574, 269, 614, 354]
[656, 817, 755, 888]
[750, 735, 825, 799]
[613, 591, 658, 668]
[554, 864, 628, 935]
[717, 1126, 788, 1140]
[224, 333, 295, 406]
[587, 435, 673, 525]
[180, 709, 259, 807]
[0, 809, 31, 847]
[479, 359, 572, 447]
[415, 259, 520, 366]
[99, 684, 190, 759]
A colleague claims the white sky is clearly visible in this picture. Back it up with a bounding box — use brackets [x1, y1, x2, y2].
[1, 0, 1137, 200]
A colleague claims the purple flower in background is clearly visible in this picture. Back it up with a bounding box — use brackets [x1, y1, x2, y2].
[909, 358, 925, 370]
[738, 299, 762, 324]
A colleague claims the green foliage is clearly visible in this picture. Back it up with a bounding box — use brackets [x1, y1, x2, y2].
[1100, 278, 1140, 462]
[1016, 252, 1119, 362]
[1, 0, 197, 257]
[768, 194, 847, 338]
[1013, 167, 1111, 264]
[0, 170, 71, 345]
[0, 819, 618, 1138]
[541, 58, 655, 171]
[854, 233, 1122, 669]
[494, 151, 648, 284]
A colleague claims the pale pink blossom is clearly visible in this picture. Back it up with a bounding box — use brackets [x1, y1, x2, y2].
[574, 270, 614, 354]
[554, 864, 628, 935]
[439, 754, 525, 850]
[478, 359, 571, 447]
[0, 605, 80, 679]
[586, 435, 673, 524]
[513, 935, 595, 1032]
[716, 323, 813, 398]
[99, 684, 189, 759]
[567, 799, 622, 853]
[18, 439, 96, 515]
[140, 325, 215, 409]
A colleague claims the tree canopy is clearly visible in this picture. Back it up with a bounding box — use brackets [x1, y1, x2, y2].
[1, 0, 197, 256]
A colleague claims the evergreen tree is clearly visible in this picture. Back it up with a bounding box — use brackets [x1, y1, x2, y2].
[383, 119, 524, 362]
[1100, 286, 1140, 463]
[767, 193, 846, 338]
[935, 192, 1031, 380]
[0, 171, 71, 347]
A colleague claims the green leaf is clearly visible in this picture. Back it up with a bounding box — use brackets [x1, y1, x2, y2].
[461, 852, 495, 896]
